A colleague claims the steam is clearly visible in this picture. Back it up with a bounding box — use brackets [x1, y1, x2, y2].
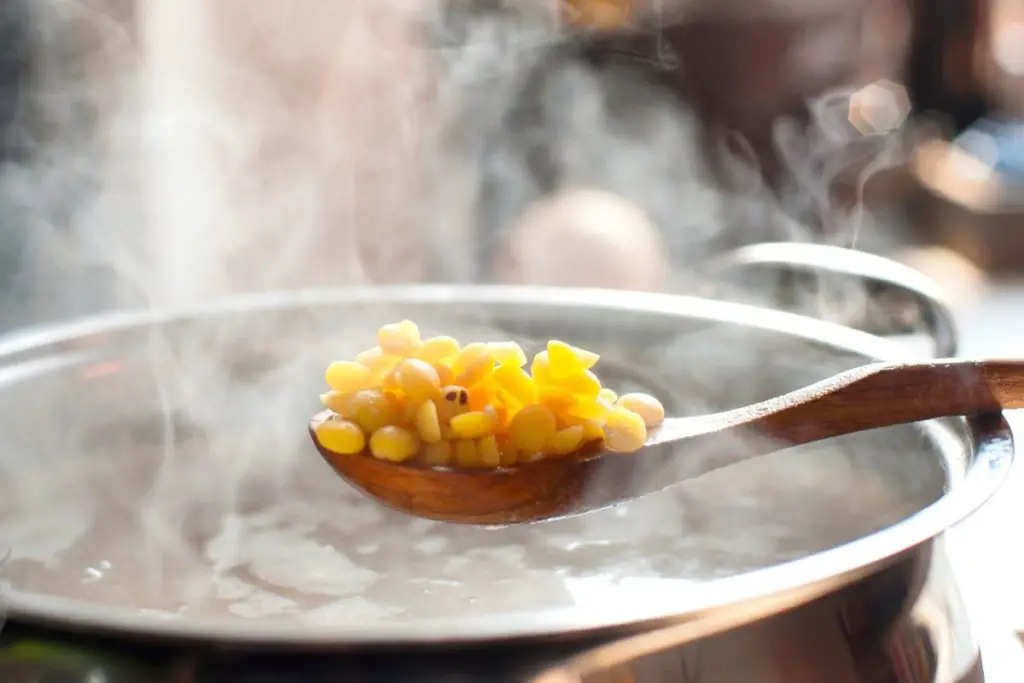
[0, 542, 7, 632]
[0, 0, 909, 330]
[0, 0, 920, 626]
[711, 87, 910, 324]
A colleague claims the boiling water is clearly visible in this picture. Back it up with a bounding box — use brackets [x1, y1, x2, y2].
[0, 312, 950, 627]
[0, 427, 938, 625]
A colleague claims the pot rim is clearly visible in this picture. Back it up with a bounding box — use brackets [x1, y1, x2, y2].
[0, 285, 1014, 647]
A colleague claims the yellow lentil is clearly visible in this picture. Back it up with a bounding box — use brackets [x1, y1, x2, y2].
[616, 393, 666, 428]
[566, 396, 613, 422]
[539, 387, 576, 414]
[348, 389, 398, 434]
[378, 320, 421, 357]
[449, 409, 498, 439]
[557, 369, 601, 400]
[394, 358, 442, 402]
[547, 340, 599, 378]
[324, 361, 371, 393]
[414, 400, 443, 443]
[562, 415, 605, 442]
[455, 353, 495, 389]
[315, 418, 366, 454]
[477, 435, 501, 467]
[545, 425, 585, 456]
[356, 345, 394, 368]
[598, 388, 618, 403]
[496, 437, 518, 466]
[449, 343, 491, 376]
[356, 347, 401, 382]
[421, 440, 453, 466]
[369, 426, 420, 462]
[493, 364, 539, 406]
[453, 439, 480, 467]
[320, 390, 353, 416]
[487, 341, 527, 367]
[468, 378, 500, 412]
[603, 406, 647, 453]
[491, 401, 511, 431]
[495, 388, 523, 414]
[415, 336, 460, 363]
[398, 394, 419, 423]
[381, 368, 402, 394]
[508, 405, 557, 453]
[433, 362, 456, 387]
[530, 351, 554, 386]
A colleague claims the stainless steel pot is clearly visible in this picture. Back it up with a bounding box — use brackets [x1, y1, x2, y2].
[0, 245, 1011, 662]
[533, 538, 993, 683]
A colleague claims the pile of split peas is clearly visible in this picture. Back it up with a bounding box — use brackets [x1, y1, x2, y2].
[314, 320, 665, 468]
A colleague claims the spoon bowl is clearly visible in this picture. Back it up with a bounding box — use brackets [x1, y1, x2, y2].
[310, 410, 650, 523]
[312, 358, 1024, 524]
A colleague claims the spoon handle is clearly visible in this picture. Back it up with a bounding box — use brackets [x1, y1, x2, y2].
[673, 359, 1024, 447]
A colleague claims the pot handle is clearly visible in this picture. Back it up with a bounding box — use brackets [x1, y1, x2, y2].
[705, 242, 959, 358]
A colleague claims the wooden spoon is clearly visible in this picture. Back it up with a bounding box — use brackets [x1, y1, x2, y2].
[310, 358, 1024, 525]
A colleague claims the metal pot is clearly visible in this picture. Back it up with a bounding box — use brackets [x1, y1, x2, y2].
[0, 246, 1012, 682]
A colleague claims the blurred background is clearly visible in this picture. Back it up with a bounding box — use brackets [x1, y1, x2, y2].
[0, 0, 1018, 331]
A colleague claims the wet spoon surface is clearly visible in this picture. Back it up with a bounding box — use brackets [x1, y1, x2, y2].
[310, 358, 1024, 525]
